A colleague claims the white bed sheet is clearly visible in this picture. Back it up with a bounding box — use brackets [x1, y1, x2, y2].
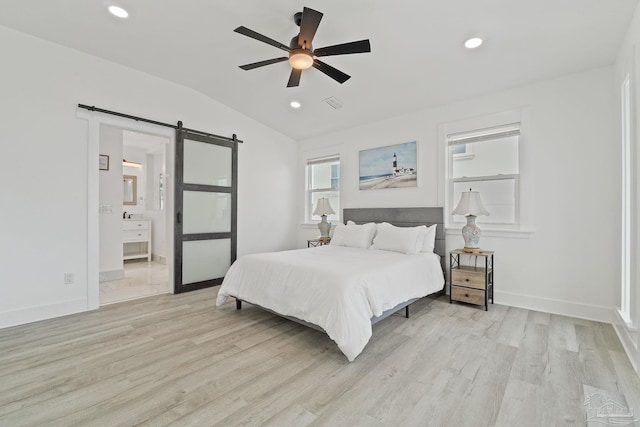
[216, 245, 444, 361]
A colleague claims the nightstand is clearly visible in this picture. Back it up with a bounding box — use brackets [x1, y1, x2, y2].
[308, 237, 331, 248]
[449, 249, 494, 311]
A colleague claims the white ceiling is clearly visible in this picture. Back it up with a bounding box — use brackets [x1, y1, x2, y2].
[1, 0, 637, 140]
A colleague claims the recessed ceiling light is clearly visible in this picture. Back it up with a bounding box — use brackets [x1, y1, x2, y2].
[464, 37, 483, 49]
[290, 101, 301, 109]
[108, 5, 129, 19]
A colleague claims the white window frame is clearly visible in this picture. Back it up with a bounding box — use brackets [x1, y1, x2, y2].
[306, 155, 340, 223]
[446, 123, 521, 227]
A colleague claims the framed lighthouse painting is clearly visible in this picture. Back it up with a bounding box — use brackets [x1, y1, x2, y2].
[359, 141, 417, 190]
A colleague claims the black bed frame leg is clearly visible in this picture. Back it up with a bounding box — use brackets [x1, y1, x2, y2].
[405, 305, 410, 318]
[236, 298, 242, 310]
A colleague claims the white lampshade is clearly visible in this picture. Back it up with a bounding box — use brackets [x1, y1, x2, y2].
[313, 197, 335, 216]
[452, 190, 489, 217]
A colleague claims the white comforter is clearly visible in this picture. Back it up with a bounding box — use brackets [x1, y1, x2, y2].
[216, 245, 444, 361]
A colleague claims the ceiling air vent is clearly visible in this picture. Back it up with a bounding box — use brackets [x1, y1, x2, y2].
[323, 96, 344, 109]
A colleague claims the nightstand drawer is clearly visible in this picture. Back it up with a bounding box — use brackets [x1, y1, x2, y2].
[451, 286, 486, 306]
[451, 267, 486, 290]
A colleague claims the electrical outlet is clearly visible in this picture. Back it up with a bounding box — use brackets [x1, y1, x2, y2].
[64, 273, 74, 284]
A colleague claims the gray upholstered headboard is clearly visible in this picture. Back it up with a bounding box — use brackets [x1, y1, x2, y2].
[342, 207, 445, 271]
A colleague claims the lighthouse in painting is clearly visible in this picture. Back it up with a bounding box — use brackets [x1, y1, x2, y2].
[392, 152, 415, 177]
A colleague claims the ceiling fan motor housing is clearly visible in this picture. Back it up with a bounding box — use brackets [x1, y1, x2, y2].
[290, 35, 312, 51]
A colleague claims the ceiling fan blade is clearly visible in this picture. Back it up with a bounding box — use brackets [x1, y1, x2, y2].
[239, 57, 288, 70]
[314, 39, 371, 57]
[287, 69, 302, 87]
[234, 26, 291, 52]
[312, 60, 350, 84]
[298, 7, 323, 48]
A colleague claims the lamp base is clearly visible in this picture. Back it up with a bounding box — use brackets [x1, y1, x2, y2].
[461, 215, 482, 252]
[317, 215, 331, 238]
[462, 247, 483, 253]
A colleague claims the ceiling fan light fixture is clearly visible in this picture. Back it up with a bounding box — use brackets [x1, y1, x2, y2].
[288, 50, 314, 70]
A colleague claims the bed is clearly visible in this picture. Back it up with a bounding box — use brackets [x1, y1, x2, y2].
[215, 207, 445, 361]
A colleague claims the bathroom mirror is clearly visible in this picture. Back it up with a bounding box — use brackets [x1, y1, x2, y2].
[123, 175, 137, 205]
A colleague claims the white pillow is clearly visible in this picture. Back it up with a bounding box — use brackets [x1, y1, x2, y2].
[418, 224, 437, 253]
[346, 220, 356, 225]
[370, 223, 424, 254]
[330, 223, 376, 249]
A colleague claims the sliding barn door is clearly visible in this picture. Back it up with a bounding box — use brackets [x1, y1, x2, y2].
[174, 129, 238, 293]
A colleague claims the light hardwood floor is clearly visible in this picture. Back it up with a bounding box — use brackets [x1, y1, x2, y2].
[0, 289, 638, 426]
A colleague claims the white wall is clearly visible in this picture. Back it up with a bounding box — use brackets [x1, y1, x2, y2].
[298, 66, 617, 323]
[98, 124, 124, 279]
[0, 25, 298, 328]
[613, 3, 640, 374]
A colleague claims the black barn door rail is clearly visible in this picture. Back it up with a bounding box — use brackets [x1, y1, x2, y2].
[77, 104, 243, 143]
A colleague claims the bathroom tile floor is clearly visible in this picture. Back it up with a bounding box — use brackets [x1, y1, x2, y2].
[100, 260, 169, 305]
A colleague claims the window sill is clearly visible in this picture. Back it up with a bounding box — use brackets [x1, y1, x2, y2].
[445, 226, 535, 239]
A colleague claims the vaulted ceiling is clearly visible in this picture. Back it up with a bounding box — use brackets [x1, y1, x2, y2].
[0, 0, 637, 140]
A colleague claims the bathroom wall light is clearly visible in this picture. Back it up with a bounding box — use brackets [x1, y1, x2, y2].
[123, 159, 142, 168]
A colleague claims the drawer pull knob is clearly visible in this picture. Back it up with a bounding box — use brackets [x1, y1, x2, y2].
[465, 293, 469, 297]
[465, 278, 469, 282]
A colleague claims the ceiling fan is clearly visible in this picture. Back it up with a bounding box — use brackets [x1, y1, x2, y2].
[234, 7, 371, 87]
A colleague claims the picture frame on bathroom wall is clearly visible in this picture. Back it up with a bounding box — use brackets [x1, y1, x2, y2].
[99, 154, 109, 171]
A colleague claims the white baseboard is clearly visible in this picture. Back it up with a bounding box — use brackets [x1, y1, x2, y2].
[99, 269, 125, 282]
[152, 254, 167, 265]
[494, 290, 614, 323]
[612, 310, 639, 375]
[0, 298, 88, 329]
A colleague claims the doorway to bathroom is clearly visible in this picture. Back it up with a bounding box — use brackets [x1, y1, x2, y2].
[98, 124, 172, 305]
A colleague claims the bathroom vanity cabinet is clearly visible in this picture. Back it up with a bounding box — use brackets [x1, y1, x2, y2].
[123, 219, 151, 261]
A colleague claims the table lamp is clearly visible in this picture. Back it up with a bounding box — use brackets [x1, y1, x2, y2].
[313, 197, 335, 238]
[452, 189, 489, 253]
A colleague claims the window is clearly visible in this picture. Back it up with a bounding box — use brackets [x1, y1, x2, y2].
[447, 123, 520, 226]
[621, 75, 631, 322]
[307, 156, 340, 222]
